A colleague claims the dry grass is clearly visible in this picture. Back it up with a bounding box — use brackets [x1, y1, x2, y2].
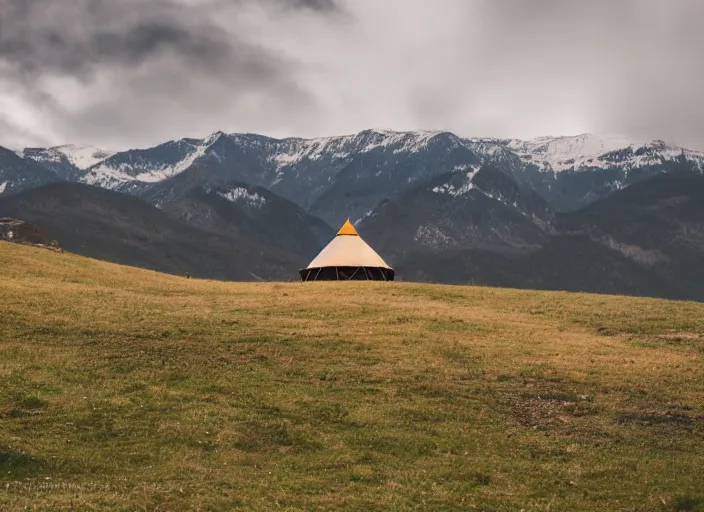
[1, 241, 703, 511]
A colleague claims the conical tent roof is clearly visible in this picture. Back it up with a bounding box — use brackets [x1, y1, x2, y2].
[299, 219, 394, 281]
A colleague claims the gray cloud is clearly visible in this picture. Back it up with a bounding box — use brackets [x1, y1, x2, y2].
[0, 114, 53, 149]
[0, 0, 282, 79]
[0, 0, 329, 148]
[1, 0, 703, 151]
[280, 0, 339, 11]
[464, 0, 704, 147]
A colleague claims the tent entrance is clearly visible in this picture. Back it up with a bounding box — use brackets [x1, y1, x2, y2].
[300, 266, 394, 282]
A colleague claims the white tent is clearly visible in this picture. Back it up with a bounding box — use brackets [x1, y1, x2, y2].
[299, 219, 394, 281]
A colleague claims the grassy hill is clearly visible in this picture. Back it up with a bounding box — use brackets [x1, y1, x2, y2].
[1, 241, 703, 511]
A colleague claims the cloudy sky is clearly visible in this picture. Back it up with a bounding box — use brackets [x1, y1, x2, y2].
[1, 0, 703, 150]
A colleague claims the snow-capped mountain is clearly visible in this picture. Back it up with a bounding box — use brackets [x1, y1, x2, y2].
[70, 129, 481, 223]
[81, 136, 216, 190]
[21, 145, 114, 181]
[500, 133, 704, 173]
[50, 145, 115, 169]
[79, 129, 467, 194]
[488, 135, 704, 211]
[4, 130, 704, 220]
[74, 130, 704, 202]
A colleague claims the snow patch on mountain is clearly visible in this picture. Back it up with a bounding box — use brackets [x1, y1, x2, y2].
[54, 145, 115, 169]
[218, 187, 266, 208]
[81, 167, 135, 189]
[132, 141, 211, 182]
[432, 168, 479, 196]
[21, 145, 114, 170]
[505, 134, 637, 171]
[465, 138, 508, 159]
[270, 136, 351, 169]
[354, 208, 375, 226]
[414, 224, 455, 249]
[131, 151, 202, 183]
[391, 131, 445, 154]
[480, 189, 520, 212]
[84, 134, 223, 189]
[502, 133, 704, 172]
[269, 129, 443, 171]
[0, 181, 7, 194]
[264, 130, 457, 192]
[358, 129, 442, 154]
[432, 181, 473, 196]
[607, 180, 625, 191]
[428, 165, 537, 218]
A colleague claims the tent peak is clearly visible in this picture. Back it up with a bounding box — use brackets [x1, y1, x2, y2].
[336, 218, 359, 236]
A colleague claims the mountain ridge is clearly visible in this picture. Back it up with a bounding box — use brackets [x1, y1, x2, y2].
[9, 130, 704, 218]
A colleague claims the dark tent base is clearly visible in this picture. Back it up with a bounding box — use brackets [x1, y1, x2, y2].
[299, 266, 395, 282]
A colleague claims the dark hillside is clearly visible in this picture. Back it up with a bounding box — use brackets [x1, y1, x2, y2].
[0, 182, 300, 281]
